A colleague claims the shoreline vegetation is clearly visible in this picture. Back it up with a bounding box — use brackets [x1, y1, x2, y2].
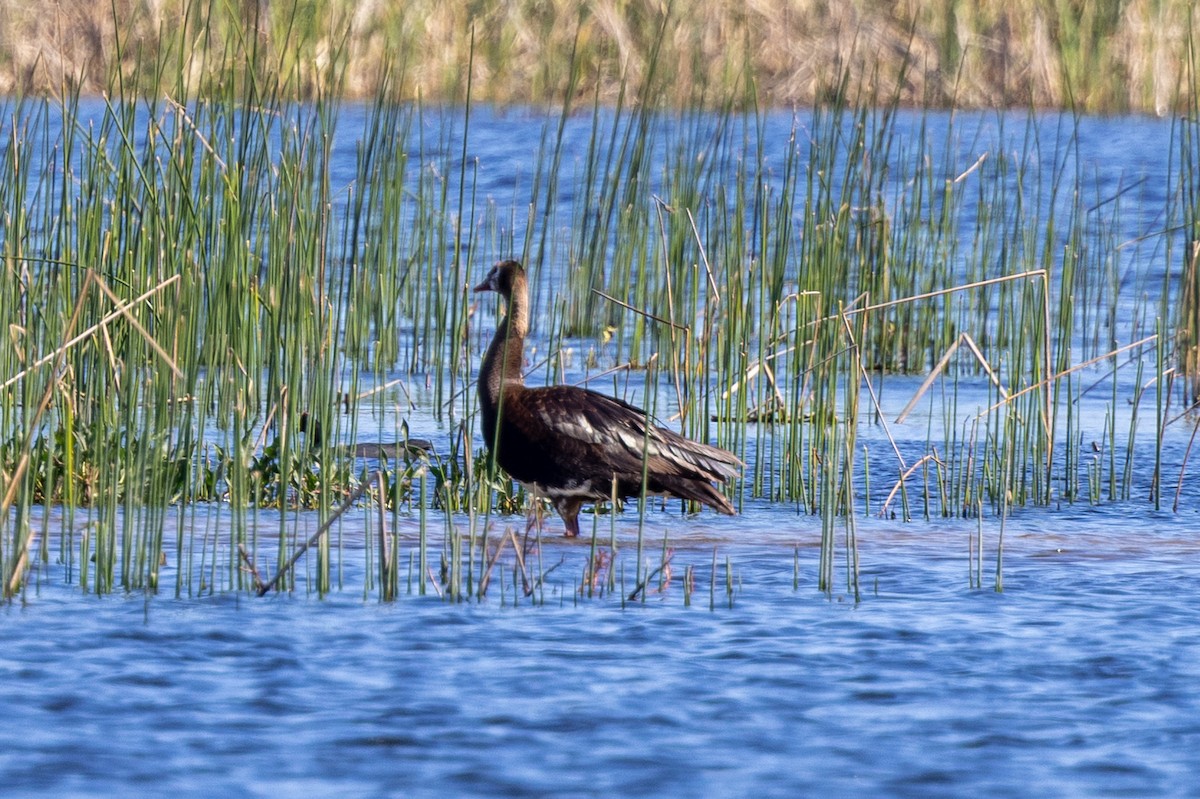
[0, 0, 1196, 113]
[1, 0, 1199, 600]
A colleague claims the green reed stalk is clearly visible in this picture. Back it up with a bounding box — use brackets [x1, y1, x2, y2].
[709, 546, 717, 611]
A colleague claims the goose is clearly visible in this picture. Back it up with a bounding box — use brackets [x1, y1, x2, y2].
[299, 412, 433, 460]
[474, 259, 741, 537]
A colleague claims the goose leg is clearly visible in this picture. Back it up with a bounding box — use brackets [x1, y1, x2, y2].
[554, 498, 584, 538]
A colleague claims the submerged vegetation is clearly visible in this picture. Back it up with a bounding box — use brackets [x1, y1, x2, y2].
[1, 2, 1200, 602]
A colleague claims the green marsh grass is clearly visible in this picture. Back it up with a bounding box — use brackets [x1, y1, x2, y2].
[2, 16, 1198, 601]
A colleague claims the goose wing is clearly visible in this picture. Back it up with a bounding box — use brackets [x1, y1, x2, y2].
[510, 386, 742, 484]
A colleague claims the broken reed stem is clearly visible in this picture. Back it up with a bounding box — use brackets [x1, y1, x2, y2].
[685, 207, 721, 301]
[826, 269, 1048, 325]
[5, 527, 38, 597]
[509, 528, 534, 596]
[896, 333, 1009, 423]
[90, 273, 183, 379]
[476, 527, 512, 597]
[257, 471, 380, 596]
[570, 360, 636, 388]
[978, 334, 1158, 418]
[1173, 416, 1200, 513]
[1, 273, 94, 519]
[627, 548, 674, 601]
[590, 287, 689, 331]
[426, 565, 445, 598]
[880, 453, 943, 518]
[237, 544, 265, 593]
[0, 273, 182, 391]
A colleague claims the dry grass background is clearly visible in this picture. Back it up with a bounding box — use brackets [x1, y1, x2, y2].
[0, 0, 1197, 111]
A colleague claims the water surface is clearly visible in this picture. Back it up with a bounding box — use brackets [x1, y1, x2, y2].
[5, 502, 1200, 797]
[3, 102, 1199, 797]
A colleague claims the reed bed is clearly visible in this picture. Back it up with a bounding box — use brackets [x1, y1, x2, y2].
[3, 0, 1199, 114]
[1, 15, 1198, 601]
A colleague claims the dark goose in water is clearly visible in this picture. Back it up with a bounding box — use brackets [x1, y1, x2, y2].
[474, 259, 742, 537]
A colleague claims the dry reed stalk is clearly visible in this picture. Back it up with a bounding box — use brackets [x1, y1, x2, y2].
[476, 528, 511, 597]
[90, 275, 183, 379]
[0, 273, 92, 516]
[896, 333, 1010, 424]
[237, 544, 265, 593]
[257, 471, 380, 596]
[2, 274, 94, 596]
[4, 525, 36, 597]
[2, 0, 1197, 112]
[880, 453, 944, 519]
[832, 269, 1047, 324]
[590, 287, 689, 331]
[0, 274, 183, 391]
[840, 310, 909, 481]
[978, 334, 1159, 418]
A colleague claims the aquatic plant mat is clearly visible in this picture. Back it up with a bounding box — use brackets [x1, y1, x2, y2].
[3, 25, 1200, 602]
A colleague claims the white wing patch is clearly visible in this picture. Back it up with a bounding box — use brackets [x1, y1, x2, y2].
[615, 426, 661, 459]
[556, 415, 602, 443]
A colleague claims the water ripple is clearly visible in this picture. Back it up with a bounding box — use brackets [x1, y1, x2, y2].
[4, 514, 1200, 798]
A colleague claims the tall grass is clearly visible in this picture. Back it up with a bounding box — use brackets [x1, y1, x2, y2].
[1178, 20, 1200, 405]
[1, 2, 1197, 600]
[3, 0, 1199, 114]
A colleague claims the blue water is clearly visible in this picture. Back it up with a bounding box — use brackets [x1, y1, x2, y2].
[4, 101, 1200, 796]
[4, 505, 1200, 797]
